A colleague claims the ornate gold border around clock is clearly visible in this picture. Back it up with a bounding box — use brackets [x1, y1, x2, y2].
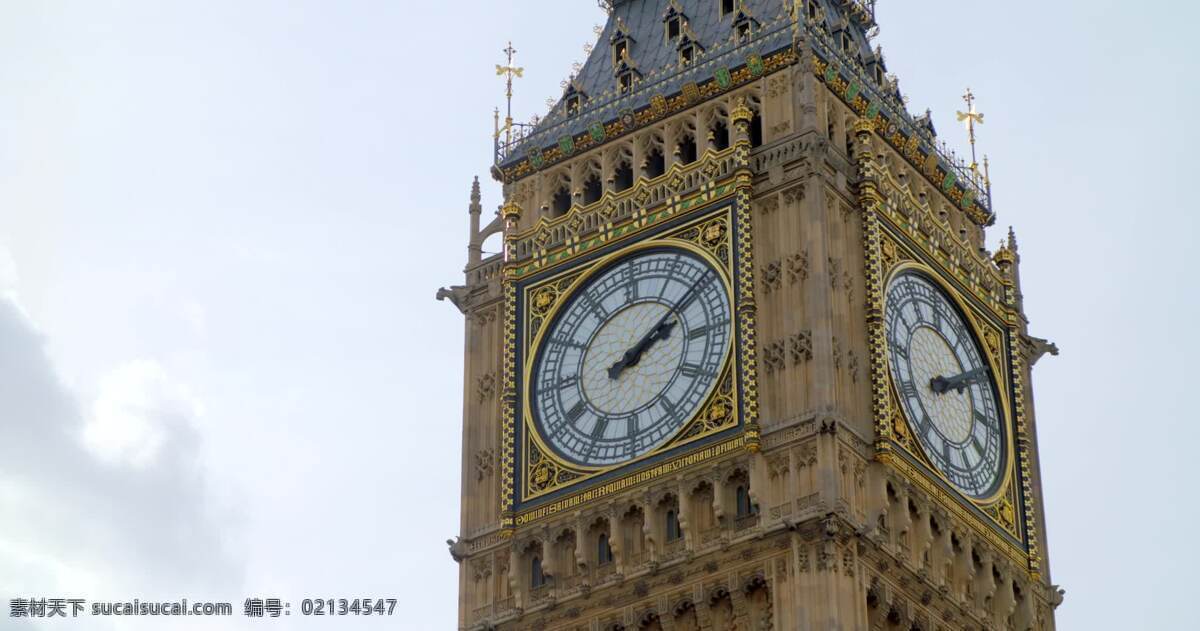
[499, 279, 517, 532]
[854, 120, 1034, 573]
[499, 110, 762, 533]
[1007, 308, 1042, 578]
[512, 215, 749, 524]
[519, 232, 737, 487]
[878, 257, 1028, 562]
[879, 259, 1016, 510]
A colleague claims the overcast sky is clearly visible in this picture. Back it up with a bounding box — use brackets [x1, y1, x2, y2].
[0, 1, 1195, 629]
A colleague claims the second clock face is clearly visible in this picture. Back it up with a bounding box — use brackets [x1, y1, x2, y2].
[884, 270, 1006, 499]
[531, 247, 732, 468]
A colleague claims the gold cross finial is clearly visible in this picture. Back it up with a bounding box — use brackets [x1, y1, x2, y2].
[495, 42, 524, 148]
[955, 87, 986, 183]
[956, 88, 984, 126]
[496, 42, 524, 80]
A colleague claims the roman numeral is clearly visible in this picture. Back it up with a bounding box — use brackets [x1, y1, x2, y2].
[590, 418, 608, 439]
[622, 264, 638, 302]
[567, 401, 586, 423]
[559, 375, 579, 388]
[580, 291, 607, 318]
[688, 325, 710, 340]
[680, 362, 710, 378]
[970, 436, 986, 461]
[549, 421, 571, 441]
[900, 380, 918, 398]
[553, 337, 587, 350]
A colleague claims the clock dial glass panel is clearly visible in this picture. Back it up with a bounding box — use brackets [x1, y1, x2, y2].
[531, 248, 732, 467]
[884, 271, 1006, 499]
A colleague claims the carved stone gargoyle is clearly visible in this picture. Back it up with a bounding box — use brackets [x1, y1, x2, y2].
[1024, 335, 1059, 367]
[436, 285, 471, 314]
[447, 536, 469, 563]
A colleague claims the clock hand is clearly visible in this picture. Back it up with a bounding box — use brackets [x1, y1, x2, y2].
[607, 317, 677, 379]
[930, 367, 989, 394]
[607, 271, 710, 380]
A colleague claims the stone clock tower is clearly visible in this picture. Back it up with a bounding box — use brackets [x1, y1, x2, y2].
[441, 1, 1063, 629]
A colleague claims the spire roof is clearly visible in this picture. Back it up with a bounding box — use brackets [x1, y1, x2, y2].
[505, 1, 799, 157]
[495, 1, 992, 223]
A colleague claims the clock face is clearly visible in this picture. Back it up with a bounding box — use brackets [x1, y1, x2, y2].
[530, 248, 732, 467]
[884, 271, 1006, 499]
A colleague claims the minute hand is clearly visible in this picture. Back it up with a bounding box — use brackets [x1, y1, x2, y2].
[930, 367, 989, 394]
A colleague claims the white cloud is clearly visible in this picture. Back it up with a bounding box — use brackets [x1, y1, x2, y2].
[83, 359, 203, 468]
[0, 292, 241, 627]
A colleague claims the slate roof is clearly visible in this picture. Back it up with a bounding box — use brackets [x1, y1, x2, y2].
[498, 1, 883, 172]
[496, 1, 990, 221]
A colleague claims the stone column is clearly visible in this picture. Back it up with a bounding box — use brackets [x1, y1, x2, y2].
[710, 471, 726, 524]
[696, 108, 712, 156]
[991, 564, 1017, 629]
[911, 500, 933, 572]
[930, 508, 954, 589]
[972, 545, 997, 619]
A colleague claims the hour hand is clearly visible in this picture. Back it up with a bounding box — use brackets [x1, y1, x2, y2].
[930, 367, 988, 394]
[608, 318, 677, 379]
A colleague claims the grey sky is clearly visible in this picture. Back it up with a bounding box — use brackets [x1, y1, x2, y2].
[0, 1, 1194, 629]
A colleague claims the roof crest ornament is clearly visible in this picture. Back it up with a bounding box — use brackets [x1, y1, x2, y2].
[493, 42, 530, 166]
[956, 88, 986, 186]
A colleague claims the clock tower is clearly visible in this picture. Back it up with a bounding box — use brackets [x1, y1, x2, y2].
[441, 1, 1063, 629]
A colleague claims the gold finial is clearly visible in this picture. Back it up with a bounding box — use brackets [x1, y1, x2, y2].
[983, 153, 992, 200]
[956, 87, 985, 184]
[730, 97, 753, 125]
[495, 42, 524, 148]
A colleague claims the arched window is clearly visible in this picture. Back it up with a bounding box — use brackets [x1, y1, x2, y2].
[711, 120, 729, 150]
[614, 161, 634, 191]
[530, 555, 545, 589]
[551, 186, 572, 216]
[665, 509, 681, 541]
[582, 173, 603, 204]
[736, 485, 752, 518]
[750, 110, 763, 147]
[598, 533, 613, 565]
[677, 134, 697, 164]
[644, 147, 665, 178]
